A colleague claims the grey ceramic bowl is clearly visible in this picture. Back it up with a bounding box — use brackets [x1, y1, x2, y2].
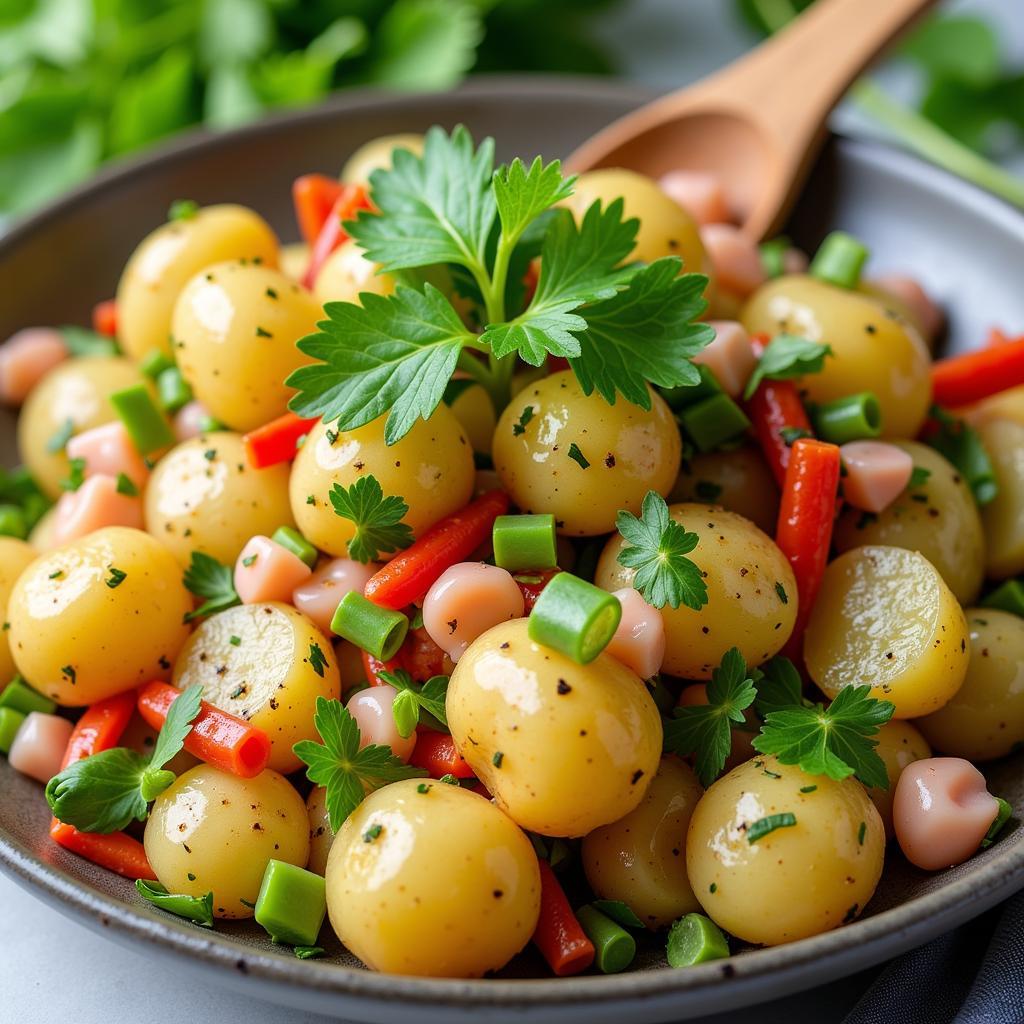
[1, 77, 1023, 1023]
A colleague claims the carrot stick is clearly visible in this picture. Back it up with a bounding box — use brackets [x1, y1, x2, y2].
[932, 337, 1024, 408]
[137, 682, 271, 778]
[408, 729, 474, 779]
[292, 174, 347, 247]
[92, 299, 118, 338]
[302, 184, 373, 290]
[60, 691, 137, 770]
[361, 648, 403, 687]
[745, 378, 813, 488]
[242, 411, 320, 469]
[49, 819, 153, 879]
[532, 859, 595, 976]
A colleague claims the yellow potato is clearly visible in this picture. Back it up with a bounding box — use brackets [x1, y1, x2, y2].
[963, 384, 1024, 430]
[742, 275, 932, 437]
[493, 371, 681, 536]
[17, 356, 153, 498]
[446, 381, 496, 456]
[447, 618, 663, 837]
[145, 765, 308, 919]
[8, 526, 191, 705]
[595, 504, 797, 678]
[686, 756, 885, 945]
[289, 408, 474, 557]
[917, 609, 1024, 761]
[975, 418, 1024, 579]
[306, 786, 334, 876]
[582, 757, 703, 929]
[116, 204, 279, 360]
[865, 720, 931, 838]
[0, 538, 36, 686]
[173, 262, 319, 432]
[832, 441, 984, 605]
[804, 545, 969, 719]
[313, 240, 395, 305]
[325, 779, 540, 977]
[28, 505, 58, 552]
[144, 432, 294, 568]
[341, 133, 425, 186]
[279, 242, 310, 282]
[172, 602, 340, 773]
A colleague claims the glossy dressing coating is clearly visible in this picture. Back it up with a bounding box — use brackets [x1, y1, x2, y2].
[839, 441, 913, 514]
[892, 757, 999, 870]
[293, 557, 378, 635]
[691, 321, 757, 399]
[604, 588, 665, 680]
[7, 712, 73, 783]
[0, 328, 68, 405]
[233, 535, 312, 605]
[346, 684, 416, 762]
[66, 420, 150, 490]
[700, 225, 766, 297]
[51, 474, 145, 546]
[658, 170, 731, 225]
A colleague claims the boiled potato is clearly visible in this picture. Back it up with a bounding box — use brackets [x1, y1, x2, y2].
[595, 504, 797, 678]
[325, 779, 539, 976]
[832, 441, 984, 605]
[341, 133, 424, 186]
[582, 757, 703, 929]
[493, 371, 681, 536]
[8, 526, 191, 705]
[28, 505, 58, 551]
[173, 602, 339, 773]
[145, 432, 294, 567]
[804, 545, 968, 719]
[0, 538, 36, 686]
[975, 418, 1024, 579]
[306, 786, 334, 876]
[116, 204, 279, 360]
[289, 408, 474, 557]
[669, 445, 779, 535]
[279, 242, 310, 282]
[445, 381, 496, 456]
[963, 384, 1024, 430]
[917, 609, 1024, 761]
[17, 356, 153, 498]
[447, 618, 662, 837]
[686, 756, 885, 945]
[742, 275, 931, 438]
[865, 720, 931, 837]
[173, 261, 319, 432]
[313, 240, 395, 305]
[145, 765, 308, 919]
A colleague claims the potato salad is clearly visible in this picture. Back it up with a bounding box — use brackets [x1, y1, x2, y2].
[1, 126, 1021, 979]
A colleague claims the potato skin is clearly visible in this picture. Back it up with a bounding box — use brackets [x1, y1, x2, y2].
[341, 133, 424, 186]
[325, 779, 540, 977]
[447, 618, 662, 837]
[833, 441, 984, 605]
[742, 275, 932, 438]
[582, 757, 703, 929]
[173, 602, 339, 773]
[0, 538, 37, 686]
[493, 371, 681, 537]
[116, 204, 279, 360]
[686, 756, 885, 945]
[976, 418, 1024, 580]
[145, 765, 308, 919]
[289, 409, 474, 557]
[917, 609, 1024, 761]
[447, 381, 496, 457]
[306, 786, 334, 876]
[866, 720, 931, 837]
[596, 504, 797, 678]
[313, 240, 395, 305]
[8, 527, 190, 705]
[145, 432, 294, 567]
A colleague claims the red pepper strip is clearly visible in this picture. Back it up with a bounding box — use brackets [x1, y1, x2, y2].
[932, 337, 1024, 409]
[292, 173, 347, 247]
[532, 859, 595, 976]
[362, 648, 404, 687]
[92, 299, 118, 338]
[49, 819, 153, 879]
[60, 691, 136, 770]
[986, 328, 1020, 347]
[137, 682, 271, 778]
[745, 378, 813, 488]
[242, 411, 319, 469]
[775, 438, 841, 658]
[514, 568, 562, 613]
[402, 626, 447, 681]
[364, 490, 510, 610]
[408, 729, 474, 779]
[302, 184, 373, 290]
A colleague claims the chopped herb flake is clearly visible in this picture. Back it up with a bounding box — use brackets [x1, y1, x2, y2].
[747, 812, 797, 843]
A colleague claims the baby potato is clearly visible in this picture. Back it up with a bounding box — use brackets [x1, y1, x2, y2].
[975, 418, 1024, 579]
[917, 609, 1024, 761]
[145, 765, 308, 919]
[0, 538, 36, 686]
[669, 445, 780, 535]
[173, 261, 319, 432]
[341, 133, 424, 186]
[145, 432, 294, 567]
[963, 384, 1024, 430]
[493, 371, 681, 536]
[832, 441, 984, 605]
[595, 504, 797, 678]
[279, 242, 310, 282]
[447, 618, 663, 837]
[446, 381, 496, 456]
[325, 779, 540, 977]
[116, 204, 279, 360]
[306, 786, 334, 876]
[582, 757, 703, 929]
[866, 720, 931, 837]
[686, 756, 885, 945]
[289, 408, 474, 557]
[8, 526, 191, 705]
[28, 505, 58, 552]
[173, 602, 339, 773]
[805, 546, 969, 719]
[742, 275, 932, 438]
[17, 356, 153, 498]
[313, 240, 395, 305]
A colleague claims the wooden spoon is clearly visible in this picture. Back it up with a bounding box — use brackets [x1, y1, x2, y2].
[565, 0, 939, 240]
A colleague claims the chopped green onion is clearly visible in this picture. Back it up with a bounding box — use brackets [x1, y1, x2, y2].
[678, 393, 751, 453]
[0, 707, 26, 754]
[591, 898, 645, 930]
[576, 904, 636, 974]
[812, 392, 882, 444]
[528, 572, 621, 665]
[747, 812, 797, 843]
[927, 407, 998, 506]
[140, 349, 175, 380]
[272, 526, 318, 568]
[109, 383, 174, 455]
[0, 505, 27, 539]
[981, 580, 1024, 618]
[254, 859, 327, 947]
[46, 418, 74, 454]
[135, 880, 213, 927]
[0, 677, 57, 716]
[666, 913, 730, 967]
[294, 946, 325, 959]
[981, 797, 1013, 849]
[492, 514, 557, 572]
[759, 237, 789, 279]
[660, 364, 721, 411]
[156, 367, 193, 413]
[330, 592, 408, 661]
[809, 231, 869, 290]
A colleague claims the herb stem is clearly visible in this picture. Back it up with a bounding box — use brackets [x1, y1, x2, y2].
[484, 234, 515, 326]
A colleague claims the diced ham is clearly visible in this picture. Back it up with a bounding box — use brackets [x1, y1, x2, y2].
[51, 474, 145, 546]
[700, 223, 766, 297]
[8, 712, 74, 784]
[66, 421, 149, 490]
[173, 400, 211, 443]
[346, 684, 416, 762]
[604, 588, 665, 679]
[659, 171, 732, 226]
[0, 328, 68, 405]
[234, 535, 312, 605]
[692, 320, 758, 399]
[839, 441, 914, 513]
[869, 273, 944, 342]
[293, 557, 378, 635]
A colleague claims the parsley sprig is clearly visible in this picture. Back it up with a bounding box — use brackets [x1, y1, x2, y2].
[380, 669, 449, 738]
[182, 551, 240, 622]
[743, 333, 832, 400]
[329, 475, 414, 563]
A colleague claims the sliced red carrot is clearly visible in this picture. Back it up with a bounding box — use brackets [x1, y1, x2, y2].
[408, 729, 474, 779]
[932, 337, 1024, 408]
[242, 411, 319, 469]
[745, 377, 813, 488]
[292, 173, 346, 247]
[50, 819, 153, 879]
[302, 184, 373, 290]
[532, 859, 595, 976]
[60, 691, 137, 770]
[92, 299, 118, 338]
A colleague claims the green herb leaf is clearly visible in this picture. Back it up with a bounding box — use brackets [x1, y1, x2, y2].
[747, 812, 797, 843]
[981, 796, 1013, 848]
[752, 656, 804, 718]
[567, 442, 590, 469]
[927, 405, 998, 505]
[168, 198, 199, 221]
[45, 747, 149, 833]
[59, 326, 119, 358]
[105, 567, 127, 589]
[61, 457, 86, 492]
[743, 334, 832, 400]
[135, 880, 214, 928]
[328, 474, 414, 563]
[115, 472, 139, 496]
[294, 945, 325, 959]
[908, 465, 931, 489]
[182, 552, 241, 622]
[46, 417, 74, 454]
[493, 155, 576, 251]
[308, 642, 329, 678]
[380, 669, 449, 736]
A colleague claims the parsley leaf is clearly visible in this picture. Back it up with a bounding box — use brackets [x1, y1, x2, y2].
[752, 684, 895, 789]
[380, 669, 449, 738]
[328, 474, 414, 563]
[616, 490, 707, 610]
[293, 696, 427, 831]
[908, 465, 931, 489]
[308, 642, 329, 678]
[743, 333, 832, 400]
[493, 155, 576, 250]
[182, 551, 240, 622]
[752, 656, 805, 718]
[135, 880, 214, 928]
[663, 648, 757, 786]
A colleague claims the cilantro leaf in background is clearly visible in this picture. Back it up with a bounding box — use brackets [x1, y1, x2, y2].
[664, 647, 758, 786]
[380, 669, 449, 737]
[616, 490, 707, 611]
[329, 474, 414, 563]
[752, 684, 895, 789]
[743, 333, 832, 400]
[183, 551, 240, 622]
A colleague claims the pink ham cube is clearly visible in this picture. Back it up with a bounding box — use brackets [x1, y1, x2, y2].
[293, 557, 378, 634]
[173, 400, 211, 443]
[51, 474, 145, 546]
[0, 328, 68, 405]
[659, 170, 732, 226]
[234, 535, 312, 605]
[692, 321, 758, 399]
[604, 588, 666, 680]
[840, 441, 914, 514]
[8, 712, 74, 784]
[66, 420, 150, 491]
[700, 223, 766, 297]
